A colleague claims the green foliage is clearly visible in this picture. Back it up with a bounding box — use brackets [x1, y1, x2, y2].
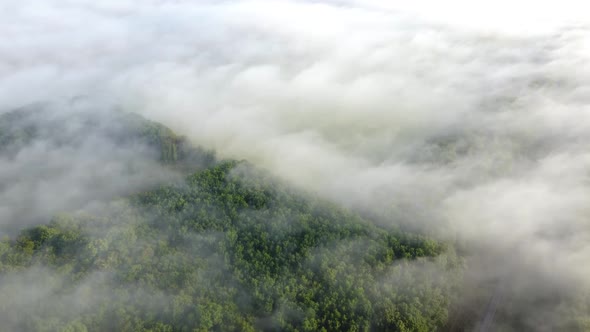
[0, 108, 216, 170]
[0, 161, 460, 331]
[0, 106, 461, 331]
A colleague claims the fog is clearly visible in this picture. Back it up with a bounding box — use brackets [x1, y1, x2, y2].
[0, 102, 183, 234]
[1, 0, 589, 330]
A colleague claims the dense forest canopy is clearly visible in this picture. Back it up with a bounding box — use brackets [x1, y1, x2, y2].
[0, 109, 463, 331]
[0, 107, 588, 331]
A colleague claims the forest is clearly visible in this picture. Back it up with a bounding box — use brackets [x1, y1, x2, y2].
[1, 108, 588, 331]
[0, 109, 463, 332]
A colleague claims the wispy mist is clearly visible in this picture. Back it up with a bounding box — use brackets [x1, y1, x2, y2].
[0, 102, 183, 235]
[1, 0, 589, 330]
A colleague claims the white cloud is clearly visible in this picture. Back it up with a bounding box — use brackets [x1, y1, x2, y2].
[1, 0, 589, 329]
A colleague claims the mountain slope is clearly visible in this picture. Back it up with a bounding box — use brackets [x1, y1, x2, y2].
[0, 105, 215, 167]
[0, 106, 215, 234]
[0, 108, 461, 332]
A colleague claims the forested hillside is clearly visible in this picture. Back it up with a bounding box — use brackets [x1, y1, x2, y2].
[0, 109, 461, 332]
[0, 106, 215, 167]
[0, 106, 216, 234]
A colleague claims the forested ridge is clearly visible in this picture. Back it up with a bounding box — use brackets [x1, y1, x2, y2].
[0, 109, 462, 331]
[0, 107, 215, 168]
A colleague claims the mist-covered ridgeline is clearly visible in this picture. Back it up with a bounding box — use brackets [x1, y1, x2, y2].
[1, 1, 589, 331]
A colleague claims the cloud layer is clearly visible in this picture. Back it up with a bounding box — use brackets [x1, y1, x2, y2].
[1, 0, 589, 330]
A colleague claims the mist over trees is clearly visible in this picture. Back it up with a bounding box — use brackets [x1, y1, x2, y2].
[1, 1, 590, 331]
[0, 109, 461, 331]
[0, 104, 214, 234]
